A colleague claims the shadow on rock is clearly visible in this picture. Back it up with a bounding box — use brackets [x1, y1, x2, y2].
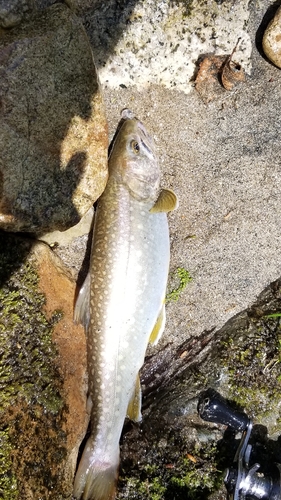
[0, 3, 108, 233]
[78, 0, 142, 72]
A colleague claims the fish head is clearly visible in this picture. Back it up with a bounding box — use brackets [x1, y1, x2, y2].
[109, 109, 160, 203]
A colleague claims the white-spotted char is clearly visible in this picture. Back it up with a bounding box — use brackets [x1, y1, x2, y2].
[73, 109, 178, 500]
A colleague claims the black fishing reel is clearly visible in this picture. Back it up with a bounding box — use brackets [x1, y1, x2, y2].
[197, 389, 281, 500]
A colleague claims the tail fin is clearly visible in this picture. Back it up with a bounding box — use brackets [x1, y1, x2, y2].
[73, 437, 119, 500]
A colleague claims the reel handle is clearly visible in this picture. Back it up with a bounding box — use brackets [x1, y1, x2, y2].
[198, 388, 250, 431]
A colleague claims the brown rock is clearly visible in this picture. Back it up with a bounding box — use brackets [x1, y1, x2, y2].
[0, 3, 108, 233]
[263, 6, 281, 69]
[33, 241, 88, 492]
[195, 54, 226, 103]
[0, 232, 87, 498]
[195, 45, 245, 103]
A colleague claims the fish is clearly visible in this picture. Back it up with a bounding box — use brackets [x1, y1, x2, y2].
[73, 108, 178, 500]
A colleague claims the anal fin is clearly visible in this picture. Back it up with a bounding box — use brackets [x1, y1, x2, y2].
[127, 374, 142, 422]
[149, 304, 166, 345]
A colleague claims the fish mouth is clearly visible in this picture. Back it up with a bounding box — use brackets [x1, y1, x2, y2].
[120, 109, 156, 159]
[121, 108, 135, 120]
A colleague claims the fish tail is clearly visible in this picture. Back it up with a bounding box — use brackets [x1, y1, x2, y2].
[73, 437, 119, 500]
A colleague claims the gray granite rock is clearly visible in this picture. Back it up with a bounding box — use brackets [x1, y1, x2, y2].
[0, 0, 77, 28]
[0, 3, 108, 233]
[0, 0, 31, 27]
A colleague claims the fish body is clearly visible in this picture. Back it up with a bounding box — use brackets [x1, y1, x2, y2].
[73, 109, 178, 500]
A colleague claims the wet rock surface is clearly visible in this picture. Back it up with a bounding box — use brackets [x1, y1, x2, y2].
[0, 3, 108, 233]
[117, 278, 281, 499]
[0, 232, 87, 499]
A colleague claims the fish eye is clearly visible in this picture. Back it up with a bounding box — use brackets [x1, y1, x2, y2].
[130, 140, 140, 155]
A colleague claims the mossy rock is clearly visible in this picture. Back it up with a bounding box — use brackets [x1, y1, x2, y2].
[0, 232, 68, 499]
[116, 278, 281, 499]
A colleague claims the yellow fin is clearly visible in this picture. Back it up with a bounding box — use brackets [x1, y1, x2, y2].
[127, 374, 142, 422]
[149, 304, 166, 345]
[150, 188, 178, 213]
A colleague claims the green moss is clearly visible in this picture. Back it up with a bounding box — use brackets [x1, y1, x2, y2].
[127, 476, 166, 500]
[0, 232, 67, 497]
[0, 431, 18, 499]
[166, 267, 192, 302]
[0, 255, 63, 413]
[118, 434, 222, 500]
[219, 312, 281, 427]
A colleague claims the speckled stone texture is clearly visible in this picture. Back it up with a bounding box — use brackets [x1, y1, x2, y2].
[76, 0, 252, 93]
[0, 3, 108, 233]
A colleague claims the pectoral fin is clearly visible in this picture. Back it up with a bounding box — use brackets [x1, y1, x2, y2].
[149, 304, 166, 345]
[74, 271, 91, 331]
[150, 188, 178, 213]
[127, 374, 142, 422]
